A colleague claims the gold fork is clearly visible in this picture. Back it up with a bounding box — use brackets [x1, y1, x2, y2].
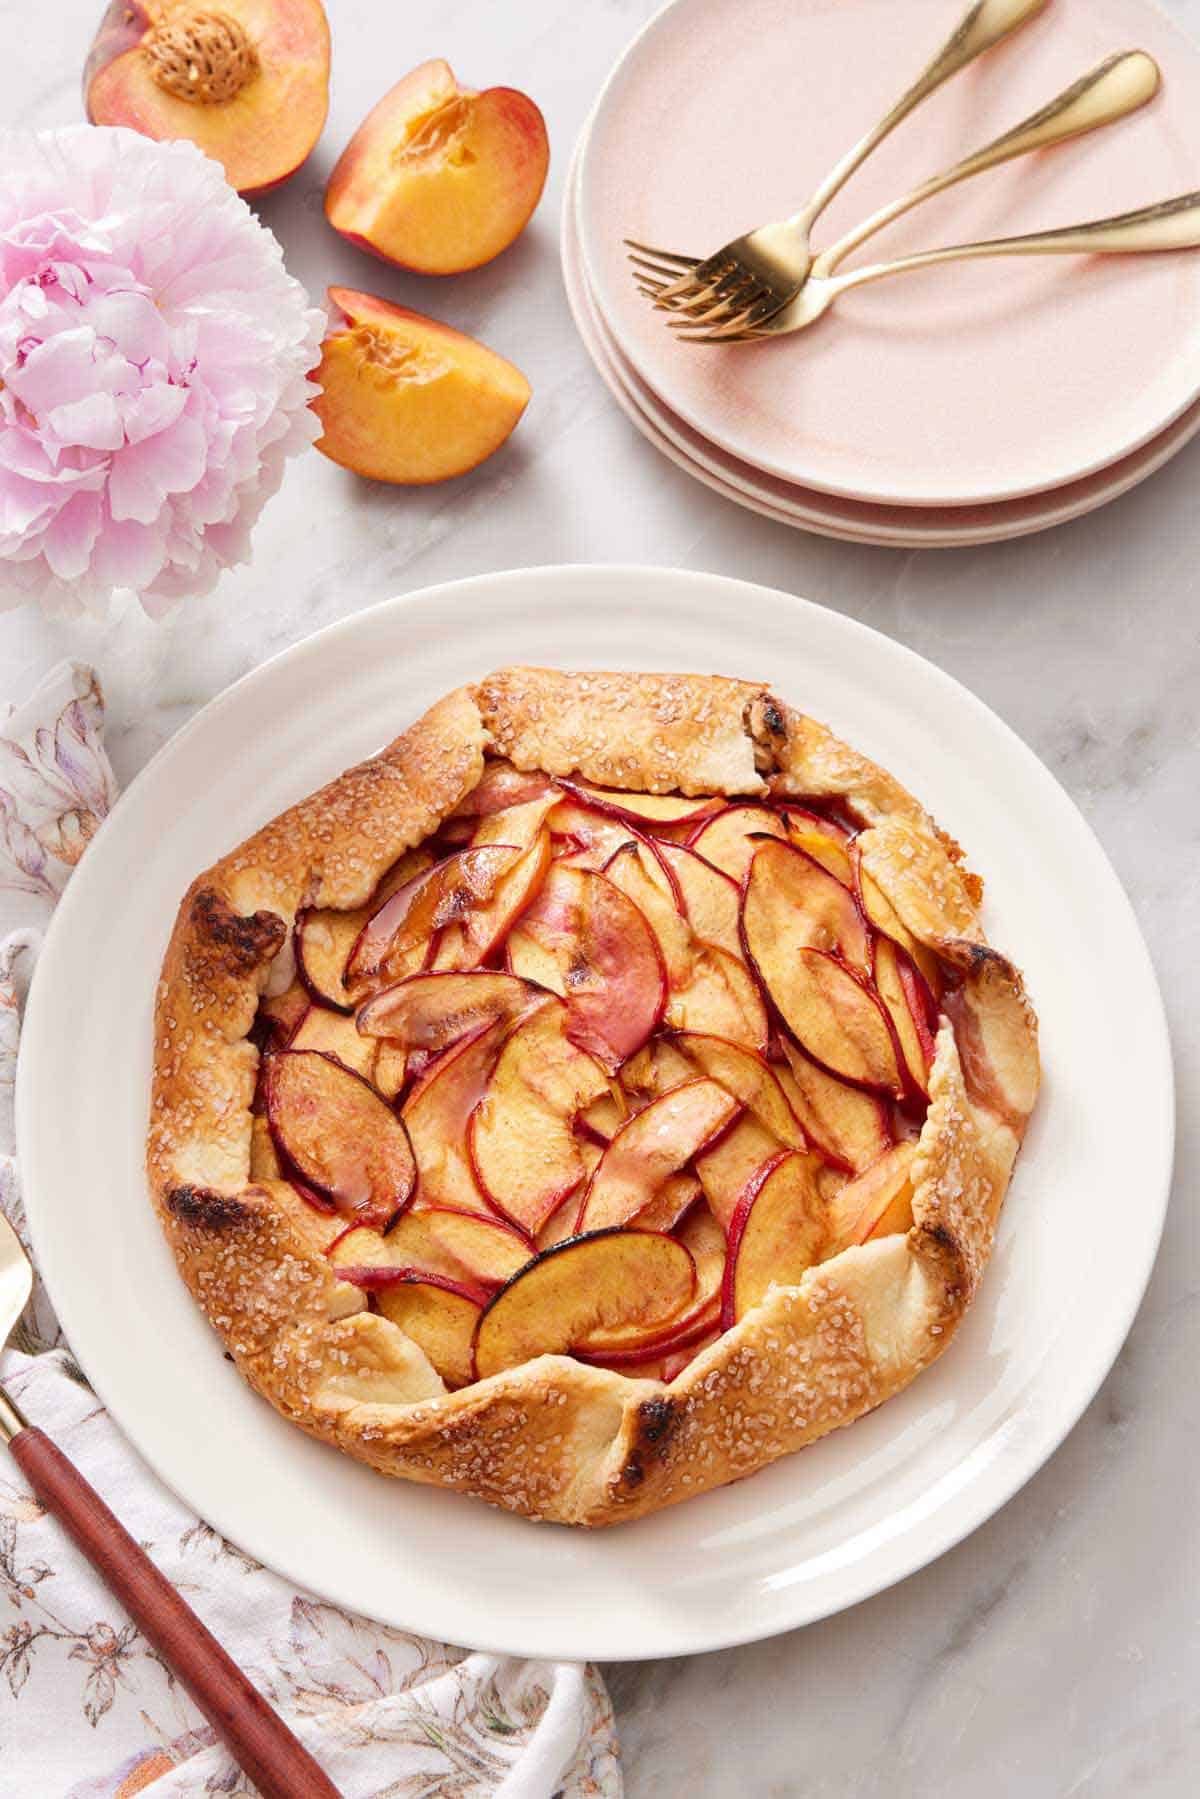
[632, 48, 1162, 332]
[627, 0, 1051, 326]
[664, 190, 1200, 342]
[0, 1210, 343, 1798]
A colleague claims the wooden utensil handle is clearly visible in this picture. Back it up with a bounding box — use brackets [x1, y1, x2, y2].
[9, 1426, 342, 1799]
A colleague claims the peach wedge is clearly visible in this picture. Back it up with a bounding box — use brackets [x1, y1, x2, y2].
[313, 288, 531, 486]
[85, 0, 331, 196]
[326, 58, 549, 275]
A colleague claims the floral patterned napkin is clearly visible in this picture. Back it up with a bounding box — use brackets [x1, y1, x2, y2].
[0, 663, 621, 1799]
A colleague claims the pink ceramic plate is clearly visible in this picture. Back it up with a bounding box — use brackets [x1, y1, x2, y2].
[578, 0, 1200, 508]
[565, 143, 1200, 546]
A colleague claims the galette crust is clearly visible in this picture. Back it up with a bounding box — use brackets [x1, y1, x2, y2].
[149, 667, 1039, 1526]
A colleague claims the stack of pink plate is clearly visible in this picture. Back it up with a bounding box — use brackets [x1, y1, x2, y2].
[566, 0, 1200, 546]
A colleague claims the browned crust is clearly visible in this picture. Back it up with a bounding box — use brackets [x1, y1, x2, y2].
[149, 668, 1040, 1526]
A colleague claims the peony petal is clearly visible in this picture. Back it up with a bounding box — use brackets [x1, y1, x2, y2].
[88, 513, 166, 591]
[41, 488, 103, 580]
[118, 379, 187, 446]
[107, 413, 206, 521]
[42, 391, 124, 452]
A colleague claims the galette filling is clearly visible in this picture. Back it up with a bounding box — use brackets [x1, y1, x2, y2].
[251, 763, 942, 1389]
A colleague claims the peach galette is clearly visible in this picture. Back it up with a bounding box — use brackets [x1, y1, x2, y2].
[150, 668, 1039, 1525]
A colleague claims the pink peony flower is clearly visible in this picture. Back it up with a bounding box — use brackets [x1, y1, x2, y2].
[0, 125, 325, 618]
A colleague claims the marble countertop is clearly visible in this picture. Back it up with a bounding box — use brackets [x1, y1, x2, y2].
[3, 1, 1198, 1792]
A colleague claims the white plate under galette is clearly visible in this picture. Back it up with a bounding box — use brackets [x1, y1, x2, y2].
[18, 568, 1172, 1658]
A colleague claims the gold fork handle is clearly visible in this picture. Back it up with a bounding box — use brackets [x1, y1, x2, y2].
[814, 51, 1161, 277]
[834, 190, 1200, 291]
[796, 0, 1050, 229]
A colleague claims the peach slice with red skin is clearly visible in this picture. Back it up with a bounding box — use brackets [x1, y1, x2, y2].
[468, 1003, 609, 1233]
[296, 848, 433, 1012]
[576, 1078, 739, 1233]
[723, 1150, 827, 1328]
[357, 971, 543, 1056]
[376, 1276, 486, 1390]
[670, 1032, 807, 1151]
[776, 1040, 892, 1175]
[556, 781, 723, 830]
[576, 1206, 725, 1363]
[688, 804, 787, 882]
[347, 844, 520, 991]
[506, 863, 666, 1070]
[824, 1143, 918, 1254]
[657, 843, 742, 959]
[313, 287, 531, 487]
[289, 1004, 376, 1081]
[472, 1228, 696, 1380]
[453, 762, 556, 818]
[401, 1020, 509, 1220]
[873, 936, 938, 1099]
[267, 1049, 415, 1228]
[85, 0, 331, 196]
[694, 1113, 781, 1234]
[325, 58, 549, 275]
[742, 837, 872, 977]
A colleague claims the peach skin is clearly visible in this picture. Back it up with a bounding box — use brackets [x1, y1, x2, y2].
[84, 0, 331, 197]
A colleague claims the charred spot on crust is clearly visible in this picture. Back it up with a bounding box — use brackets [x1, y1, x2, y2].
[638, 1394, 678, 1446]
[620, 1395, 679, 1489]
[191, 888, 286, 974]
[166, 1184, 253, 1231]
[760, 696, 786, 738]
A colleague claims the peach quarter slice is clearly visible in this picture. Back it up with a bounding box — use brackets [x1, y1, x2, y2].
[577, 1205, 726, 1363]
[473, 1229, 696, 1380]
[267, 1050, 415, 1228]
[325, 58, 549, 275]
[723, 1150, 827, 1328]
[85, 0, 331, 196]
[657, 842, 742, 959]
[576, 1078, 739, 1233]
[313, 287, 531, 487]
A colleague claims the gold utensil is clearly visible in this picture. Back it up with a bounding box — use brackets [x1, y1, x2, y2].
[0, 1211, 342, 1799]
[658, 190, 1200, 342]
[632, 48, 1161, 330]
[629, 0, 1051, 323]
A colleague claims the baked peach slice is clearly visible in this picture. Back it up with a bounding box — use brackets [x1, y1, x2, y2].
[347, 843, 520, 990]
[506, 863, 666, 1069]
[85, 0, 331, 195]
[400, 1020, 509, 1220]
[723, 1150, 827, 1328]
[576, 1078, 739, 1233]
[289, 1003, 377, 1081]
[743, 837, 872, 976]
[694, 1114, 782, 1234]
[688, 803, 786, 883]
[776, 1040, 892, 1175]
[267, 1049, 415, 1228]
[313, 288, 531, 486]
[357, 971, 543, 1056]
[469, 1004, 609, 1233]
[671, 1032, 807, 1150]
[473, 1229, 696, 1380]
[325, 58, 549, 275]
[824, 1143, 917, 1254]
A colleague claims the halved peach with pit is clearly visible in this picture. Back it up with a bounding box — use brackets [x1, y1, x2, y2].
[312, 287, 531, 486]
[325, 58, 549, 274]
[84, 0, 331, 197]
